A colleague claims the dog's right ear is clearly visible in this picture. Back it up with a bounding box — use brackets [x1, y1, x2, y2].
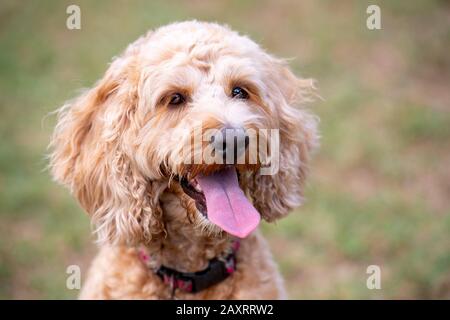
[50, 71, 118, 187]
[49, 53, 166, 245]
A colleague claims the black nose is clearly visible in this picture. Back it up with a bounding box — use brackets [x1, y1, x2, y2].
[211, 127, 249, 163]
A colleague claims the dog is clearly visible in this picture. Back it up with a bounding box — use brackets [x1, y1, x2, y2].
[50, 21, 318, 299]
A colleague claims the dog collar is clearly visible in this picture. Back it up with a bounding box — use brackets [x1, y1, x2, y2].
[138, 240, 240, 294]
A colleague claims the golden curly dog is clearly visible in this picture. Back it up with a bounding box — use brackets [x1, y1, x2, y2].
[50, 21, 318, 299]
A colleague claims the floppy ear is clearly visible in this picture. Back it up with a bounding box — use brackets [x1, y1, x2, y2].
[49, 57, 165, 245]
[247, 59, 319, 221]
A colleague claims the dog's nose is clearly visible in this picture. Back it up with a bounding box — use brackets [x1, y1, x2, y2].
[211, 127, 249, 163]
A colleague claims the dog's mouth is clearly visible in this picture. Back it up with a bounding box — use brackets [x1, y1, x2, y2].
[180, 176, 207, 216]
[179, 167, 260, 238]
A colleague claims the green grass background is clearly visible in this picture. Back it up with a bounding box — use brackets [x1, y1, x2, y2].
[1, 0, 449, 299]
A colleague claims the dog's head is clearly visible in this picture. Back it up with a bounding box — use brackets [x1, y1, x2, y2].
[49, 21, 318, 245]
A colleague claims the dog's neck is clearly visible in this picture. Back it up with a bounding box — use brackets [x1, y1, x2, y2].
[143, 186, 233, 272]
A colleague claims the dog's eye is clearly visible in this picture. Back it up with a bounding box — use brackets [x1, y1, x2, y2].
[231, 87, 249, 99]
[169, 93, 185, 105]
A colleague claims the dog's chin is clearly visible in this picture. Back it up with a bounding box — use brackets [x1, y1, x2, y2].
[193, 208, 225, 238]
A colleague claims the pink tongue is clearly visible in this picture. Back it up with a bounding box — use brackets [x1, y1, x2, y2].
[196, 168, 260, 238]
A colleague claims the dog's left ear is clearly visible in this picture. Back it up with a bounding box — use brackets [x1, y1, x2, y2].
[246, 58, 319, 221]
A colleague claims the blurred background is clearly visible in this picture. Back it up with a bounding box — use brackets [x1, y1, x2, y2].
[1, 0, 449, 299]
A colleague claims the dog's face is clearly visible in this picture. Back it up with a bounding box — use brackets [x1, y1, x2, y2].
[50, 21, 318, 244]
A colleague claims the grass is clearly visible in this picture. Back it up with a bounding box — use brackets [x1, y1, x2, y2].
[0, 0, 449, 299]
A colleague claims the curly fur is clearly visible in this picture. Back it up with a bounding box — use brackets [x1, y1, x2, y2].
[49, 21, 318, 299]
